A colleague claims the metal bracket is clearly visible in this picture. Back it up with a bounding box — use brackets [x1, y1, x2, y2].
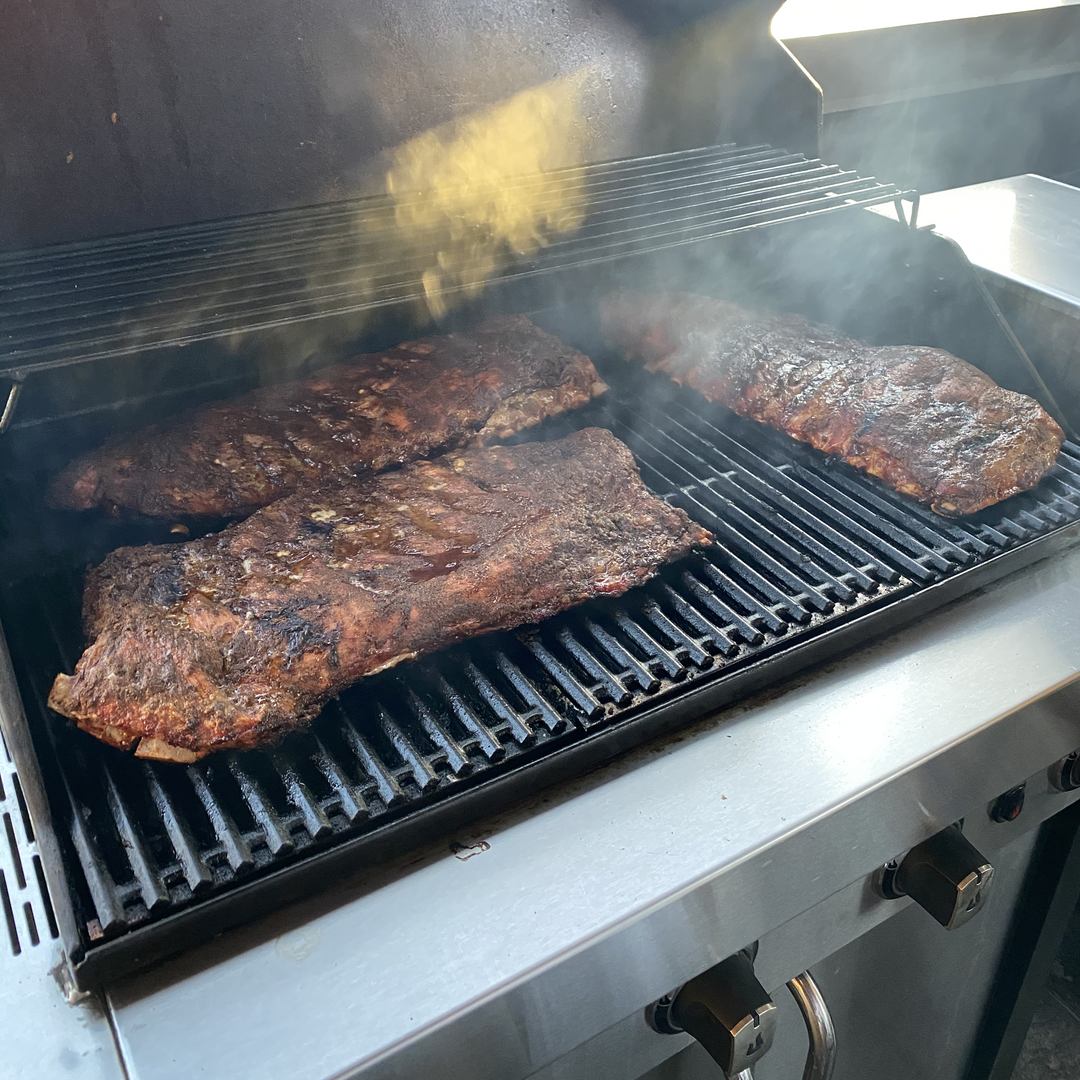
[892, 192, 922, 231]
[0, 379, 24, 435]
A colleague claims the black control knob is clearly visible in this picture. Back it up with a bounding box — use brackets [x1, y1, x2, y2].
[989, 783, 1026, 823]
[1050, 751, 1080, 792]
[648, 951, 777, 1076]
[878, 824, 994, 930]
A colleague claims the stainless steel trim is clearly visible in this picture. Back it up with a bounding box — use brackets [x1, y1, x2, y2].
[0, 727, 124, 1080]
[782, 7, 1080, 113]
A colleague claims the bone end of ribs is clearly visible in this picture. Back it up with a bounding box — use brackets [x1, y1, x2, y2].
[46, 316, 607, 519]
[48, 428, 711, 758]
[599, 290, 1064, 516]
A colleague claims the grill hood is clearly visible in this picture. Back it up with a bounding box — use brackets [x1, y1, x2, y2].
[0, 0, 816, 251]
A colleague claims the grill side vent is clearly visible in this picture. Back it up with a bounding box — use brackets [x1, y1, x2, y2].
[0, 754, 59, 958]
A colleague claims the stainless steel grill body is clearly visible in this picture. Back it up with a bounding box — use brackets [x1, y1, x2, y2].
[2, 169, 1078, 990]
[1, 136, 1079, 1080]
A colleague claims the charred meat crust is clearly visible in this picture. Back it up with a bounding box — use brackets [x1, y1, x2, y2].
[47, 315, 608, 520]
[48, 429, 711, 760]
[599, 291, 1064, 516]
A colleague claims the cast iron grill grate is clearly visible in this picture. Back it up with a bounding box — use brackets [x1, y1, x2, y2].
[0, 144, 908, 382]
[3, 371, 1079, 970]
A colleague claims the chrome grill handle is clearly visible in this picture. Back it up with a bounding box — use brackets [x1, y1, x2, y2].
[787, 971, 836, 1080]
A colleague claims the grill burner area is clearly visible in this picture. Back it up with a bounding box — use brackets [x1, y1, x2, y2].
[4, 369, 1080, 987]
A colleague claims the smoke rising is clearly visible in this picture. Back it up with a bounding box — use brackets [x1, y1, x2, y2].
[383, 72, 591, 319]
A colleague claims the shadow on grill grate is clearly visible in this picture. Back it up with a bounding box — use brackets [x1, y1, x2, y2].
[4, 370, 1080, 955]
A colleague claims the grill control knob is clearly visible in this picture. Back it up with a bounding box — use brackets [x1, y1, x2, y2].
[877, 824, 994, 930]
[1050, 750, 1080, 792]
[647, 950, 777, 1076]
[989, 783, 1026, 823]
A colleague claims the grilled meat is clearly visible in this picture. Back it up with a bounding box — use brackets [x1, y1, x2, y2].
[48, 428, 710, 761]
[599, 291, 1064, 516]
[48, 316, 608, 520]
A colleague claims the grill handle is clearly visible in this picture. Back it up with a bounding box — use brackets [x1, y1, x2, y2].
[788, 971, 836, 1080]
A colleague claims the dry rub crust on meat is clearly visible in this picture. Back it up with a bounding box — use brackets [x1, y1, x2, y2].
[599, 291, 1064, 516]
[48, 429, 711, 761]
[47, 315, 608, 520]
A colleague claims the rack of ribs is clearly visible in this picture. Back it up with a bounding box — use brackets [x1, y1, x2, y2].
[48, 315, 608, 520]
[599, 291, 1064, 516]
[48, 428, 711, 761]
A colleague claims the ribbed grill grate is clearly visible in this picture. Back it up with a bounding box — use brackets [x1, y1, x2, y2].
[3, 372, 1079, 958]
[0, 144, 908, 380]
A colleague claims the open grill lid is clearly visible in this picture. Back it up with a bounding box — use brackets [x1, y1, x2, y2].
[1, 1, 809, 251]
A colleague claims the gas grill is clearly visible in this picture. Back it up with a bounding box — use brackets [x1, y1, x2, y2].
[4, 164, 1079, 989]
[4, 3, 1080, 1079]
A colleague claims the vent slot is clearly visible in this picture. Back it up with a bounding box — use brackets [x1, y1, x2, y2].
[22, 902, 39, 947]
[4, 813, 26, 888]
[0, 762, 59, 957]
[32, 856, 59, 940]
[1, 870, 18, 955]
[13, 774, 34, 842]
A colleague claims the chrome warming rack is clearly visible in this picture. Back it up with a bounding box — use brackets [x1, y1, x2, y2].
[0, 143, 910, 433]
